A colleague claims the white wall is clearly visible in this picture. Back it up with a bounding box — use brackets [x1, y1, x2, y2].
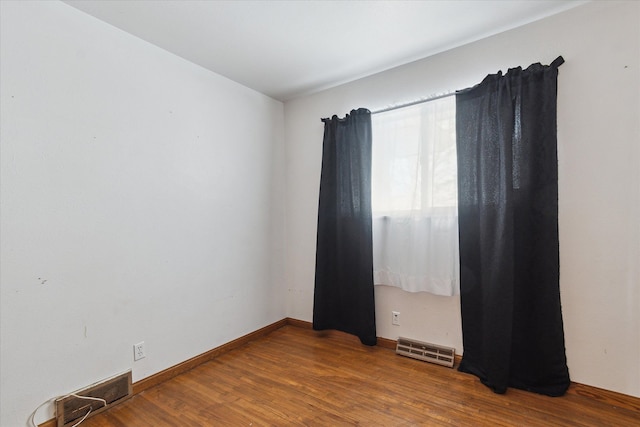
[0, 2, 286, 426]
[284, 0, 640, 398]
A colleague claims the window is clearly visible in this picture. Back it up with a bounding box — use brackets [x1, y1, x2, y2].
[371, 96, 459, 295]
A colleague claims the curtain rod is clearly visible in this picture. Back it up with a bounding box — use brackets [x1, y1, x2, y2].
[371, 55, 564, 115]
[320, 91, 455, 122]
[371, 91, 456, 115]
[339, 55, 564, 117]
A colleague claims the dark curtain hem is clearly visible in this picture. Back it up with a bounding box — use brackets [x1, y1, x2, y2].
[458, 359, 569, 397]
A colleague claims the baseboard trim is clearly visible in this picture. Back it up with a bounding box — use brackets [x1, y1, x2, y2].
[376, 336, 397, 350]
[567, 382, 640, 412]
[133, 318, 287, 394]
[39, 317, 639, 426]
[38, 318, 287, 427]
[285, 317, 313, 329]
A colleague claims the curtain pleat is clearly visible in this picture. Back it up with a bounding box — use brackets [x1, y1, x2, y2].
[456, 57, 570, 396]
[313, 108, 377, 346]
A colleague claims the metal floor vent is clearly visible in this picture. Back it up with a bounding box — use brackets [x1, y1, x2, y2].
[396, 337, 455, 368]
[55, 370, 132, 427]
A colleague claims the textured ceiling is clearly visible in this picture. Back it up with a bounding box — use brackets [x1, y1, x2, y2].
[63, 0, 587, 101]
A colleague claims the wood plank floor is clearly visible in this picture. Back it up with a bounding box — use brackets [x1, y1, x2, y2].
[79, 325, 639, 426]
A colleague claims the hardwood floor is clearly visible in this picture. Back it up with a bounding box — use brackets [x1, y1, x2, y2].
[78, 325, 639, 426]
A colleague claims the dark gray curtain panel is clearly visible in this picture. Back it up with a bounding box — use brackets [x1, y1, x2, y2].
[455, 57, 570, 396]
[313, 108, 377, 346]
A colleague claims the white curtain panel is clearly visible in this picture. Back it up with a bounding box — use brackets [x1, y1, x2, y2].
[371, 96, 459, 295]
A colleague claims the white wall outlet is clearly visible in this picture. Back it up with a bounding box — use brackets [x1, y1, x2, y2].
[133, 342, 146, 361]
[392, 311, 400, 326]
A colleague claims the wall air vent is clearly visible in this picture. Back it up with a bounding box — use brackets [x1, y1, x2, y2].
[396, 337, 455, 368]
[55, 370, 132, 427]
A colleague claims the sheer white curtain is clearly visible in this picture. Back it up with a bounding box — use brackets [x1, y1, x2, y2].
[371, 96, 459, 295]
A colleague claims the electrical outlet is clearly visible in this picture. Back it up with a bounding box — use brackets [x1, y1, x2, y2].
[392, 311, 400, 326]
[133, 342, 146, 361]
